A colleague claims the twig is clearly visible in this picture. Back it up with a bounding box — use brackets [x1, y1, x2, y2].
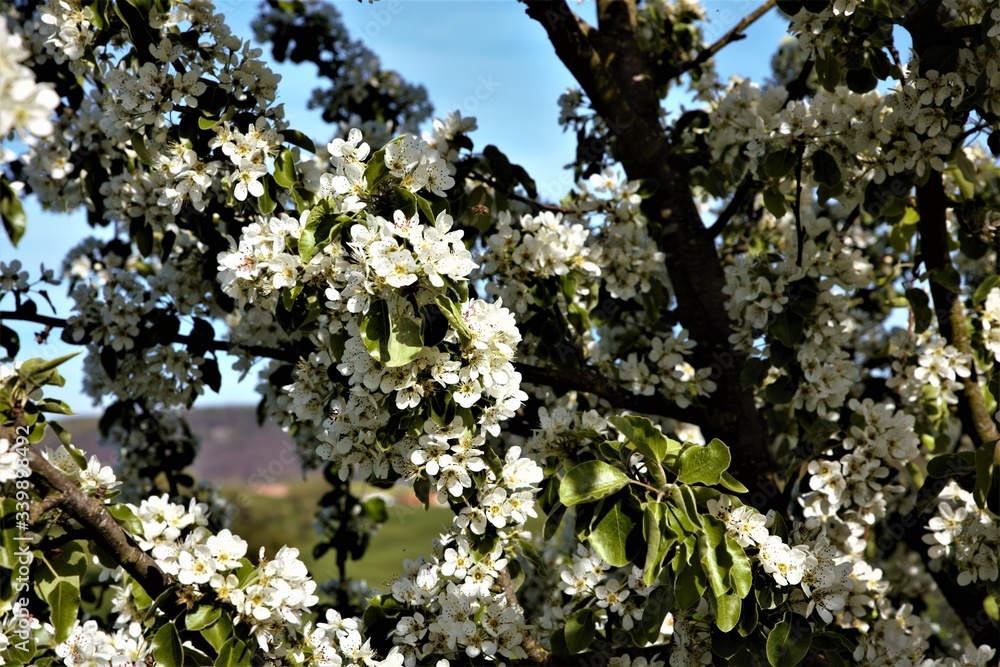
[468, 172, 575, 215]
[3, 306, 697, 425]
[0, 309, 299, 363]
[497, 567, 549, 664]
[666, 0, 777, 80]
[793, 142, 806, 267]
[707, 173, 757, 237]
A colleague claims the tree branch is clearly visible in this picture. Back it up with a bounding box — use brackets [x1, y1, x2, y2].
[25, 447, 173, 598]
[0, 309, 299, 363]
[707, 173, 758, 238]
[467, 172, 575, 214]
[915, 173, 999, 447]
[664, 0, 777, 81]
[522, 0, 772, 488]
[497, 567, 550, 663]
[518, 362, 701, 424]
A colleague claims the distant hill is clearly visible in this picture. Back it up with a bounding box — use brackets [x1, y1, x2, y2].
[41, 406, 306, 484]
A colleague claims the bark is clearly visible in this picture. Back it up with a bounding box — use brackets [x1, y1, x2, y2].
[521, 0, 772, 488]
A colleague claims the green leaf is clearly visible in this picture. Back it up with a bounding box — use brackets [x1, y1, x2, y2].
[18, 353, 80, 382]
[392, 186, 418, 218]
[926, 452, 975, 478]
[765, 375, 796, 404]
[642, 501, 668, 585]
[846, 67, 877, 93]
[283, 129, 315, 153]
[384, 310, 423, 368]
[640, 585, 674, 643]
[43, 580, 80, 644]
[766, 614, 813, 667]
[973, 439, 997, 510]
[559, 461, 630, 506]
[608, 415, 679, 465]
[928, 265, 960, 294]
[770, 311, 804, 347]
[810, 149, 841, 187]
[974, 275, 1000, 305]
[44, 541, 88, 580]
[364, 148, 387, 189]
[198, 115, 219, 130]
[905, 288, 932, 334]
[214, 637, 254, 667]
[564, 609, 596, 654]
[720, 471, 749, 493]
[1, 177, 26, 247]
[200, 613, 233, 653]
[1, 324, 20, 360]
[0, 499, 19, 570]
[483, 145, 513, 185]
[257, 176, 276, 215]
[763, 188, 786, 217]
[273, 148, 297, 189]
[698, 519, 728, 599]
[725, 534, 753, 599]
[130, 131, 154, 165]
[434, 295, 474, 347]
[713, 590, 742, 633]
[298, 227, 317, 263]
[360, 299, 389, 360]
[543, 504, 566, 541]
[676, 439, 731, 486]
[153, 623, 184, 667]
[989, 130, 1000, 157]
[186, 606, 222, 632]
[588, 502, 635, 568]
[764, 148, 797, 179]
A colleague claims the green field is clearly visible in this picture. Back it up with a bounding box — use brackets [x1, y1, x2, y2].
[222, 478, 509, 593]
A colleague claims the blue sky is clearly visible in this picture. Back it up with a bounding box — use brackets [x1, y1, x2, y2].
[1, 0, 790, 415]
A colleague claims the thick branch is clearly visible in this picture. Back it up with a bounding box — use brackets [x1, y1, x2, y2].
[5, 307, 697, 426]
[522, 0, 771, 487]
[26, 448, 173, 597]
[518, 362, 700, 423]
[916, 173, 999, 447]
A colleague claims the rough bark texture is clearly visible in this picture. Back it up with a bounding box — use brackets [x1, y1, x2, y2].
[521, 0, 772, 488]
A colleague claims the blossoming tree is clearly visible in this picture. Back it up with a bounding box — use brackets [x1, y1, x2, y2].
[2, 0, 1000, 665]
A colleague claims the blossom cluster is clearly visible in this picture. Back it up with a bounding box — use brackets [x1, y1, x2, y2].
[923, 481, 1000, 587]
[979, 287, 1000, 362]
[212, 117, 285, 202]
[572, 169, 669, 301]
[799, 398, 920, 532]
[128, 494, 324, 656]
[479, 209, 601, 315]
[0, 19, 60, 143]
[42, 444, 119, 497]
[217, 128, 529, 487]
[555, 546, 656, 633]
[385, 544, 530, 663]
[888, 336, 974, 409]
[724, 214, 874, 418]
[614, 329, 718, 408]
